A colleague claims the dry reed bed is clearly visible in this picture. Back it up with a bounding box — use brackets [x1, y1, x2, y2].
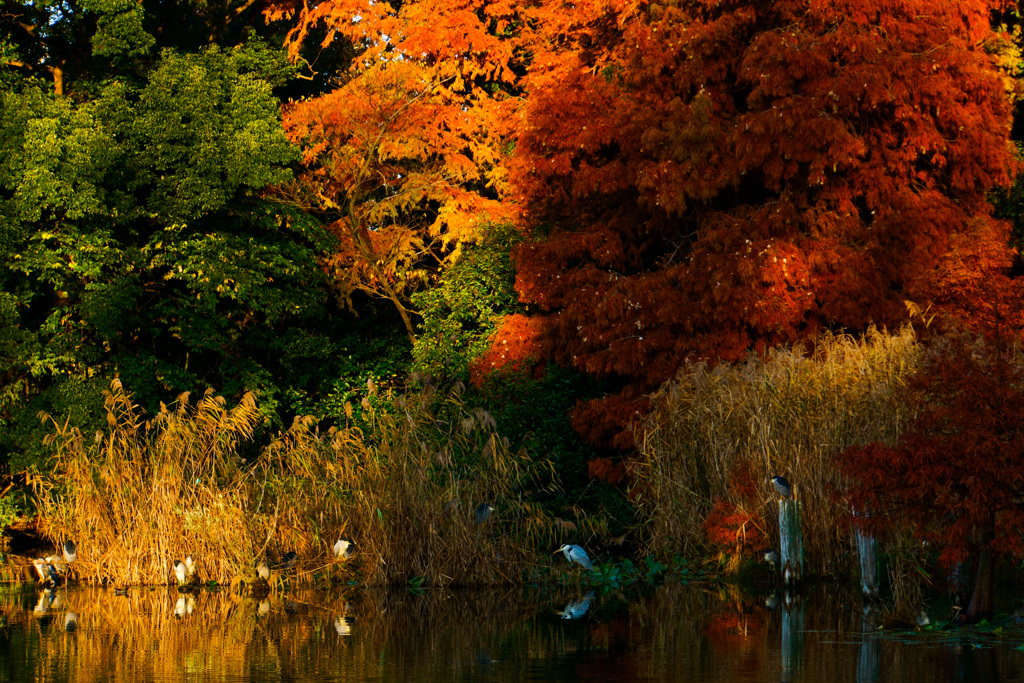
[635, 326, 921, 575]
[31, 379, 565, 587]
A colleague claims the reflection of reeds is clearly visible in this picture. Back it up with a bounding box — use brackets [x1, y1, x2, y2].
[32, 380, 562, 586]
[3, 584, 1021, 681]
[635, 326, 920, 575]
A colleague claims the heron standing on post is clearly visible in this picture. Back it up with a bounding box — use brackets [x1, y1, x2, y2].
[769, 475, 793, 499]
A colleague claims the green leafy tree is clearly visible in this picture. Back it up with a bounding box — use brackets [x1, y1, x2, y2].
[0, 43, 345, 470]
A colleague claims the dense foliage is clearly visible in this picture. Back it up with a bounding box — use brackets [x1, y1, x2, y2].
[510, 0, 1021, 447]
[2, 0, 1024, 606]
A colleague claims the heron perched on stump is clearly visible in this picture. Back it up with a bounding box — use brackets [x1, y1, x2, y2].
[764, 549, 780, 571]
[769, 475, 793, 499]
[555, 544, 594, 571]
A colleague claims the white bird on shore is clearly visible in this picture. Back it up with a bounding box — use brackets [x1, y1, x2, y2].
[333, 538, 355, 559]
[555, 544, 594, 571]
[173, 556, 196, 586]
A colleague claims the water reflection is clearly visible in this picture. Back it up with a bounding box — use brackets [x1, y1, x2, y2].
[0, 584, 1023, 681]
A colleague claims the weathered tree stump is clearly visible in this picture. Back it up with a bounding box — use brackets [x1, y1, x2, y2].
[779, 499, 804, 585]
[854, 508, 879, 600]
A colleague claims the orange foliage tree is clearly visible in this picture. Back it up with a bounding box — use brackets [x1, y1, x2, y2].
[509, 0, 1019, 447]
[277, 0, 521, 339]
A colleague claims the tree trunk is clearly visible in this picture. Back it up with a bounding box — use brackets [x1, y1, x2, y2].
[964, 547, 994, 623]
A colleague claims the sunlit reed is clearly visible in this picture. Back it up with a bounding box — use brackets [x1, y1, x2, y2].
[31, 379, 564, 586]
[634, 325, 921, 577]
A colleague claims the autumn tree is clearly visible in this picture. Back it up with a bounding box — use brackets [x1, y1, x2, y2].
[839, 310, 1024, 622]
[506, 0, 1020, 448]
[279, 0, 521, 341]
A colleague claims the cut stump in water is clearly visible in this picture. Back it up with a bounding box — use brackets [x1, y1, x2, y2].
[779, 499, 804, 586]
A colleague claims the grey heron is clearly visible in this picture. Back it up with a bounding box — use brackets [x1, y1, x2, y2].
[256, 560, 271, 581]
[555, 544, 594, 571]
[763, 549, 780, 570]
[63, 540, 77, 564]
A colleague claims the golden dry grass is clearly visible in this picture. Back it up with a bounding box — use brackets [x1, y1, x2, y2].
[634, 325, 921, 576]
[30, 379, 564, 587]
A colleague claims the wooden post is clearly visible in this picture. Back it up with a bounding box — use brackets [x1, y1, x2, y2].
[779, 499, 804, 585]
[854, 508, 879, 600]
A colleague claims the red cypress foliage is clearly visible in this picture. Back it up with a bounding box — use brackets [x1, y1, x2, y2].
[508, 0, 1019, 446]
[839, 318, 1024, 620]
[702, 465, 765, 556]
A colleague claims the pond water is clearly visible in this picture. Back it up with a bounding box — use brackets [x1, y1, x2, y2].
[1, 583, 1023, 682]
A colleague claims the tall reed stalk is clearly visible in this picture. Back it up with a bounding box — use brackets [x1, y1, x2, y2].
[634, 326, 920, 575]
[33, 379, 562, 586]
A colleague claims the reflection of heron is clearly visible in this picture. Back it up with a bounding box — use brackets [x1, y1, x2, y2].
[333, 538, 355, 559]
[559, 592, 595, 620]
[257, 601, 271, 618]
[174, 594, 196, 618]
[33, 590, 53, 614]
[475, 503, 494, 524]
[769, 475, 793, 499]
[763, 549, 780, 570]
[555, 544, 594, 571]
[764, 593, 780, 610]
[334, 615, 354, 636]
[64, 612, 77, 632]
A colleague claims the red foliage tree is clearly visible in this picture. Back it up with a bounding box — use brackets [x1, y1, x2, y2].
[509, 0, 1019, 447]
[839, 313, 1024, 622]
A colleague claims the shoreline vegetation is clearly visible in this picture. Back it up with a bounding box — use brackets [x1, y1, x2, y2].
[8, 323, 1012, 626]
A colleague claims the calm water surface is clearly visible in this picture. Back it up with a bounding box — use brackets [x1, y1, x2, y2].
[1, 583, 1023, 682]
